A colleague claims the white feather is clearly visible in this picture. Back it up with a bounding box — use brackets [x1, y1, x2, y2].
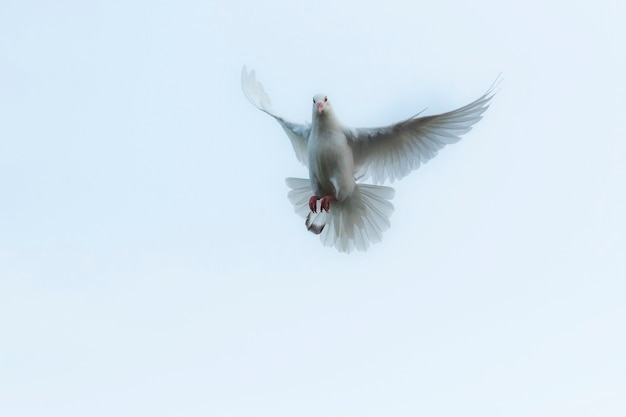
[241, 66, 310, 166]
[286, 178, 394, 253]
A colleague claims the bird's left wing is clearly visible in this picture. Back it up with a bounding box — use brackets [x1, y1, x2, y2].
[241, 66, 311, 166]
[346, 79, 499, 184]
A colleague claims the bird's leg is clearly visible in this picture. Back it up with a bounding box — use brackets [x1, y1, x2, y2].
[309, 195, 321, 213]
[320, 195, 337, 212]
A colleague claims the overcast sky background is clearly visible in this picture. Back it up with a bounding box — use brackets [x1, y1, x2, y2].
[1, 0, 625, 416]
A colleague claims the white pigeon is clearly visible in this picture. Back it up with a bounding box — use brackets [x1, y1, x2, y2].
[241, 66, 498, 253]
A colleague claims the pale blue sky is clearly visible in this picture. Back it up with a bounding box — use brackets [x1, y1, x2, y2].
[1, 0, 625, 416]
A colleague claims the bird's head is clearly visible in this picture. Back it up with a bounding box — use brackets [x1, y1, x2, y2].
[312, 94, 330, 115]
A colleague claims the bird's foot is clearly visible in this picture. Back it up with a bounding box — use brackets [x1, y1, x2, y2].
[309, 195, 321, 213]
[320, 195, 336, 212]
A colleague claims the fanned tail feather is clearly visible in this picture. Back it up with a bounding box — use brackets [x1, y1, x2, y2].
[285, 177, 395, 253]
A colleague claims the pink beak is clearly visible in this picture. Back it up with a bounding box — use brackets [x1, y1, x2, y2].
[317, 102, 324, 112]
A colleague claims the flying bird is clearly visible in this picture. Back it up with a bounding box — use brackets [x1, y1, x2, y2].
[241, 66, 498, 253]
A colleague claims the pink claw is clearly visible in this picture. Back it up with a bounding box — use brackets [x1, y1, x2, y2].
[320, 195, 336, 212]
[309, 195, 320, 213]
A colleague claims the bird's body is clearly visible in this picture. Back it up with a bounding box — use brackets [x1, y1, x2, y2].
[241, 67, 498, 252]
[308, 98, 354, 204]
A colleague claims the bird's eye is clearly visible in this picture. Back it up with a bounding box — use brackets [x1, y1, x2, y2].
[313, 98, 316, 104]
[324, 96, 328, 102]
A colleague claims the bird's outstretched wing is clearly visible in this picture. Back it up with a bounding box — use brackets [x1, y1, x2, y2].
[241, 66, 311, 166]
[346, 78, 500, 184]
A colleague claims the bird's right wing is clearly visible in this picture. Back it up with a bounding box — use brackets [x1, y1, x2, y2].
[241, 66, 311, 166]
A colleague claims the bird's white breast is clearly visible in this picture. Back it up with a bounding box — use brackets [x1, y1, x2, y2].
[308, 123, 355, 200]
